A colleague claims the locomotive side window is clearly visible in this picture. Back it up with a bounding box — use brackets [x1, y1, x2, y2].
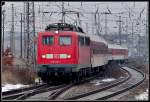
[42, 36, 54, 45]
[85, 37, 90, 46]
[59, 36, 71, 45]
[79, 36, 84, 46]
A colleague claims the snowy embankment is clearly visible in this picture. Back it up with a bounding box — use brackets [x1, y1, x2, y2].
[90, 78, 116, 86]
[135, 89, 148, 100]
[2, 83, 29, 92]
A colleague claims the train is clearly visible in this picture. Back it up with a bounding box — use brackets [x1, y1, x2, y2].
[36, 23, 128, 82]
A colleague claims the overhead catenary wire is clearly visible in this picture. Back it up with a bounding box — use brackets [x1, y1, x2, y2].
[2, 2, 148, 58]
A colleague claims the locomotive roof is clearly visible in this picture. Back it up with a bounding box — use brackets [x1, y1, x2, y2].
[108, 44, 128, 50]
[90, 34, 108, 45]
[42, 23, 108, 45]
[77, 33, 108, 45]
[45, 23, 84, 33]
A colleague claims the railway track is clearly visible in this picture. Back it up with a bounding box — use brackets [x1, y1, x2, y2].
[25, 73, 105, 100]
[2, 83, 66, 100]
[2, 64, 145, 101]
[64, 65, 145, 100]
[2, 69, 104, 100]
[45, 67, 129, 100]
[48, 84, 74, 100]
[2, 83, 47, 96]
[96, 65, 146, 100]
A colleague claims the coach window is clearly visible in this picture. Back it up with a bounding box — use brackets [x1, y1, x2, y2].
[59, 36, 71, 45]
[42, 36, 54, 45]
[79, 36, 84, 46]
[85, 37, 90, 46]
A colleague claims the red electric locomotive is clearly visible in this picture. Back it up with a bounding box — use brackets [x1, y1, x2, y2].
[36, 23, 128, 82]
[37, 23, 91, 82]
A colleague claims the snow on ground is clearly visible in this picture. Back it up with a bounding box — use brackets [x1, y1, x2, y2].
[90, 78, 116, 86]
[95, 82, 102, 86]
[101, 78, 116, 82]
[2, 83, 29, 92]
[135, 89, 148, 100]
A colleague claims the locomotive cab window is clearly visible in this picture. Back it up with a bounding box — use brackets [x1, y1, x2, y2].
[42, 36, 54, 45]
[59, 36, 71, 45]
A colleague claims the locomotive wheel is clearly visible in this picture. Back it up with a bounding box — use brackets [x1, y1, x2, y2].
[72, 72, 79, 83]
[76, 72, 80, 83]
[87, 68, 92, 77]
[83, 69, 86, 78]
[41, 74, 47, 83]
[64, 73, 69, 83]
[72, 72, 76, 82]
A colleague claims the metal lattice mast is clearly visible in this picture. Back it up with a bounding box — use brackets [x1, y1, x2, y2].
[10, 4, 15, 55]
[24, 2, 36, 69]
[103, 11, 111, 36]
[62, 2, 65, 23]
[23, 3, 26, 59]
[104, 13, 108, 36]
[20, 13, 23, 58]
[118, 16, 122, 45]
[116, 15, 122, 45]
[2, 10, 5, 54]
[145, 10, 148, 61]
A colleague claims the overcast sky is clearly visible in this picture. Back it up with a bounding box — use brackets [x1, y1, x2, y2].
[2, 1, 148, 35]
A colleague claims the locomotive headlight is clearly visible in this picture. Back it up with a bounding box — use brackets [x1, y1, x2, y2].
[42, 55, 46, 58]
[67, 55, 71, 58]
[55, 31, 58, 34]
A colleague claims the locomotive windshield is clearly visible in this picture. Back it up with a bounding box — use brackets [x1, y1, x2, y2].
[42, 36, 54, 45]
[59, 36, 71, 45]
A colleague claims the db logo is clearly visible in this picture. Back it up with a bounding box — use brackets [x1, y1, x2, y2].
[51, 61, 59, 64]
[54, 54, 60, 58]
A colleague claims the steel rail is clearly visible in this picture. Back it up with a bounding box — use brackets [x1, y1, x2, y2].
[48, 84, 74, 100]
[2, 84, 49, 100]
[2, 84, 66, 100]
[65, 66, 131, 100]
[95, 64, 145, 100]
[48, 71, 107, 100]
[65, 65, 145, 100]
[96, 65, 145, 100]
[2, 69, 103, 100]
[2, 83, 47, 96]
[15, 84, 67, 100]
